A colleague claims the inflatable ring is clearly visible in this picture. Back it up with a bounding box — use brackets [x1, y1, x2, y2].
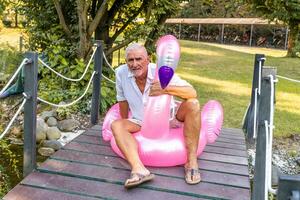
[102, 95, 223, 167]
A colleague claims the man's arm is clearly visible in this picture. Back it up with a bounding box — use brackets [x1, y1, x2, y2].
[119, 101, 129, 119]
[149, 81, 197, 99]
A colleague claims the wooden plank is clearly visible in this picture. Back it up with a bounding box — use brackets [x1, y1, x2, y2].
[38, 159, 250, 200]
[55, 148, 249, 176]
[215, 137, 245, 145]
[20, 172, 201, 200]
[3, 185, 99, 200]
[200, 152, 248, 165]
[207, 141, 246, 151]
[204, 146, 248, 157]
[76, 134, 247, 152]
[52, 149, 250, 183]
[63, 142, 249, 168]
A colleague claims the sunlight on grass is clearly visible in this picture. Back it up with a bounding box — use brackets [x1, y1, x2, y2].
[179, 72, 251, 96]
[180, 47, 223, 56]
[277, 92, 300, 115]
[201, 42, 287, 57]
[179, 72, 300, 116]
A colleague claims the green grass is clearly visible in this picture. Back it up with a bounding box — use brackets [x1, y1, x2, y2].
[176, 40, 300, 138]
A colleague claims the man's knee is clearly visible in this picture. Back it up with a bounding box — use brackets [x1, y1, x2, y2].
[111, 119, 124, 136]
[184, 98, 200, 113]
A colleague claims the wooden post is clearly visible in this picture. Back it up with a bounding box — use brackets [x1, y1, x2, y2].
[249, 25, 254, 46]
[277, 174, 300, 200]
[221, 24, 224, 44]
[252, 67, 276, 200]
[284, 27, 289, 50]
[91, 41, 103, 125]
[23, 52, 38, 177]
[197, 24, 201, 42]
[19, 36, 23, 52]
[179, 23, 181, 40]
[243, 54, 265, 142]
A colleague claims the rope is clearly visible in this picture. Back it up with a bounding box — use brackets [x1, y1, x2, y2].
[277, 75, 300, 83]
[0, 98, 27, 140]
[38, 46, 97, 82]
[0, 58, 29, 96]
[37, 71, 96, 107]
[102, 74, 115, 84]
[102, 52, 116, 72]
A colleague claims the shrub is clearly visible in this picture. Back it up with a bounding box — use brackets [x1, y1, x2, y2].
[2, 20, 12, 27]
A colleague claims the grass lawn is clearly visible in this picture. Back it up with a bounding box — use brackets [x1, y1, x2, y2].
[175, 40, 300, 138]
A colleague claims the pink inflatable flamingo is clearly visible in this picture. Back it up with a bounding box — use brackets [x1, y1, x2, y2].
[102, 35, 224, 167]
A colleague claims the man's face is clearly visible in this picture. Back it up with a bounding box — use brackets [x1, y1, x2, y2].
[126, 49, 149, 78]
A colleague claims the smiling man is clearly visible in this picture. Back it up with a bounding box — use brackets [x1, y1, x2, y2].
[111, 43, 201, 189]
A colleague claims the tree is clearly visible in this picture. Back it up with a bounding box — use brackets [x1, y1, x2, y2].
[180, 0, 254, 18]
[246, 0, 300, 57]
[21, 0, 181, 61]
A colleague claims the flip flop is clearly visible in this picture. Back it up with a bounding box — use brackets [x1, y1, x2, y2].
[124, 173, 155, 189]
[185, 168, 201, 184]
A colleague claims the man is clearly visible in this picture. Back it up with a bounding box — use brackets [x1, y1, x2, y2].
[111, 43, 201, 189]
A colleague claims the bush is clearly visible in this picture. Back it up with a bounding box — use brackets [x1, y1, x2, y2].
[2, 20, 12, 27]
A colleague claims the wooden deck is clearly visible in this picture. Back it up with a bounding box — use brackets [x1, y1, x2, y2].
[4, 125, 251, 200]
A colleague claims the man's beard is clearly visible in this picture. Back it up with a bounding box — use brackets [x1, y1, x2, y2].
[131, 68, 143, 77]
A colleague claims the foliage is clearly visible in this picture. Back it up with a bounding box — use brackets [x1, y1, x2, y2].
[245, 0, 300, 57]
[179, 0, 255, 18]
[0, 43, 23, 75]
[0, 140, 21, 198]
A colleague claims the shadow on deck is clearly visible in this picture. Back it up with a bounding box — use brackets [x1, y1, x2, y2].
[4, 125, 251, 200]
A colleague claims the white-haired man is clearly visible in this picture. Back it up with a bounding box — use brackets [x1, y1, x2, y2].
[111, 43, 201, 188]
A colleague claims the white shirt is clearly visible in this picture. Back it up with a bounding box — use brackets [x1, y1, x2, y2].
[115, 63, 191, 121]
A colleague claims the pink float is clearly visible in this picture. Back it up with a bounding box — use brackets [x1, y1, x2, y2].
[102, 35, 224, 167]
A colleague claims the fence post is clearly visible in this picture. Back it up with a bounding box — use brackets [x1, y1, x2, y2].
[243, 54, 265, 142]
[252, 67, 276, 200]
[23, 52, 38, 177]
[19, 36, 23, 52]
[91, 40, 103, 125]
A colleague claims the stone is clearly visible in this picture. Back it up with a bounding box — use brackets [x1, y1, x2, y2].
[58, 119, 80, 132]
[42, 140, 63, 150]
[9, 138, 24, 145]
[40, 110, 57, 121]
[296, 157, 300, 166]
[36, 118, 48, 142]
[46, 117, 57, 127]
[38, 147, 55, 157]
[46, 127, 61, 140]
[10, 126, 22, 138]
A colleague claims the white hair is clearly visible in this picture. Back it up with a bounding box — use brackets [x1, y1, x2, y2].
[125, 43, 148, 59]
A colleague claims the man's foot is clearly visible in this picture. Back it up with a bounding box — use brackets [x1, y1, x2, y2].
[124, 172, 155, 189]
[184, 167, 201, 185]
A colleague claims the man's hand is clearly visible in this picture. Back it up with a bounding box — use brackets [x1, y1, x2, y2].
[149, 81, 166, 96]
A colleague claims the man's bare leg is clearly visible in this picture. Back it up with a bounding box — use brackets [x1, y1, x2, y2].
[176, 98, 201, 184]
[111, 119, 154, 187]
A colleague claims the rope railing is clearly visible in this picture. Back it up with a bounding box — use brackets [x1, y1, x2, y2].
[102, 52, 116, 72]
[277, 75, 300, 83]
[102, 74, 116, 84]
[38, 46, 98, 82]
[37, 71, 96, 107]
[0, 58, 29, 96]
[0, 98, 27, 140]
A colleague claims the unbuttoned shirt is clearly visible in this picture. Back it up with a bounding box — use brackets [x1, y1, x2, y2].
[115, 63, 191, 122]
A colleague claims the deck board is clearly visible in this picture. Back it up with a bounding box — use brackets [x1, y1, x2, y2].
[4, 127, 251, 200]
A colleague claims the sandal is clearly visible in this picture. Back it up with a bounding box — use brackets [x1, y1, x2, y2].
[185, 167, 201, 184]
[124, 173, 155, 189]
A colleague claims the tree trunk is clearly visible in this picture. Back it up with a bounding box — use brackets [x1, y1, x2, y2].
[286, 21, 300, 57]
[77, 0, 90, 59]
